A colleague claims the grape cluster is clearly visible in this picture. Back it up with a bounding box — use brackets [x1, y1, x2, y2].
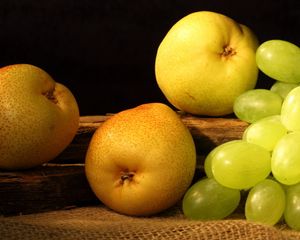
[182, 40, 300, 230]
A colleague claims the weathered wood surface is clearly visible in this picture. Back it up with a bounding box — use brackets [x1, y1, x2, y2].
[56, 114, 249, 163]
[0, 164, 98, 216]
[0, 115, 248, 216]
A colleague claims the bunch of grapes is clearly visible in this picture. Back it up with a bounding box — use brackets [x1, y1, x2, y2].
[182, 40, 300, 230]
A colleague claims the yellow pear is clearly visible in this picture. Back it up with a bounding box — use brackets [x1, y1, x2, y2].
[85, 103, 196, 216]
[0, 64, 79, 170]
[155, 11, 259, 116]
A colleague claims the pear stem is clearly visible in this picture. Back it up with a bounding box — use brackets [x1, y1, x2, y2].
[43, 88, 58, 104]
[120, 171, 135, 183]
[221, 45, 236, 58]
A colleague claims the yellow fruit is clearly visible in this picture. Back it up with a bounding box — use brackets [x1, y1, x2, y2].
[155, 11, 259, 116]
[0, 64, 79, 170]
[85, 103, 196, 216]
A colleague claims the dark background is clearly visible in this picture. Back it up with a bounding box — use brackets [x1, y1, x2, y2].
[0, 0, 299, 116]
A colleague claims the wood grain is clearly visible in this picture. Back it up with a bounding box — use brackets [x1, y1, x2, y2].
[56, 114, 248, 163]
[0, 164, 98, 216]
[0, 115, 248, 215]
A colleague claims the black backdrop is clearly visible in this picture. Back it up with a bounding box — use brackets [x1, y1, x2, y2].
[0, 0, 299, 115]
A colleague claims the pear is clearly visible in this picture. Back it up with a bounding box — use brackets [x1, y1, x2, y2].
[155, 11, 259, 116]
[85, 103, 196, 216]
[0, 64, 79, 170]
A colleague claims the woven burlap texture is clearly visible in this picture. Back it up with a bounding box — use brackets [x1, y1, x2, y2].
[0, 205, 299, 240]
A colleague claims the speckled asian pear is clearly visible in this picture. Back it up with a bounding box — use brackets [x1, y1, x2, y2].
[0, 64, 79, 170]
[155, 11, 259, 116]
[85, 103, 196, 216]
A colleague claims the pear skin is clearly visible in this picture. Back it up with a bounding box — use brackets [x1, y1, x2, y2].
[155, 11, 259, 116]
[85, 103, 196, 216]
[0, 64, 79, 170]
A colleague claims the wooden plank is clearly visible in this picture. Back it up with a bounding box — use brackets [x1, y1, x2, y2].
[0, 115, 248, 215]
[179, 114, 248, 154]
[56, 114, 248, 163]
[0, 164, 98, 216]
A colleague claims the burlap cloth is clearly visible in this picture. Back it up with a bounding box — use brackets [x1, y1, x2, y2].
[1, 203, 300, 240]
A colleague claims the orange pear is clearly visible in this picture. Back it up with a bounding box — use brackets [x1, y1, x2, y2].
[0, 64, 79, 170]
[85, 103, 196, 216]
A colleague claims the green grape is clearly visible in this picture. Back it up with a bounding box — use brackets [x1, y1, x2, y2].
[182, 178, 240, 220]
[233, 89, 282, 123]
[256, 40, 300, 83]
[270, 81, 299, 99]
[204, 150, 214, 178]
[284, 182, 300, 230]
[243, 115, 287, 151]
[281, 86, 300, 131]
[245, 179, 285, 225]
[211, 140, 271, 190]
[204, 140, 240, 178]
[272, 132, 300, 185]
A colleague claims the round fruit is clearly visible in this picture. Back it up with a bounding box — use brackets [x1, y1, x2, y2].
[204, 140, 240, 178]
[182, 178, 240, 220]
[270, 81, 299, 99]
[281, 86, 300, 131]
[272, 132, 300, 185]
[85, 103, 196, 216]
[245, 179, 285, 225]
[233, 89, 282, 123]
[155, 11, 259, 116]
[285, 182, 300, 231]
[0, 64, 79, 170]
[242, 115, 287, 151]
[211, 140, 271, 189]
[256, 40, 300, 83]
